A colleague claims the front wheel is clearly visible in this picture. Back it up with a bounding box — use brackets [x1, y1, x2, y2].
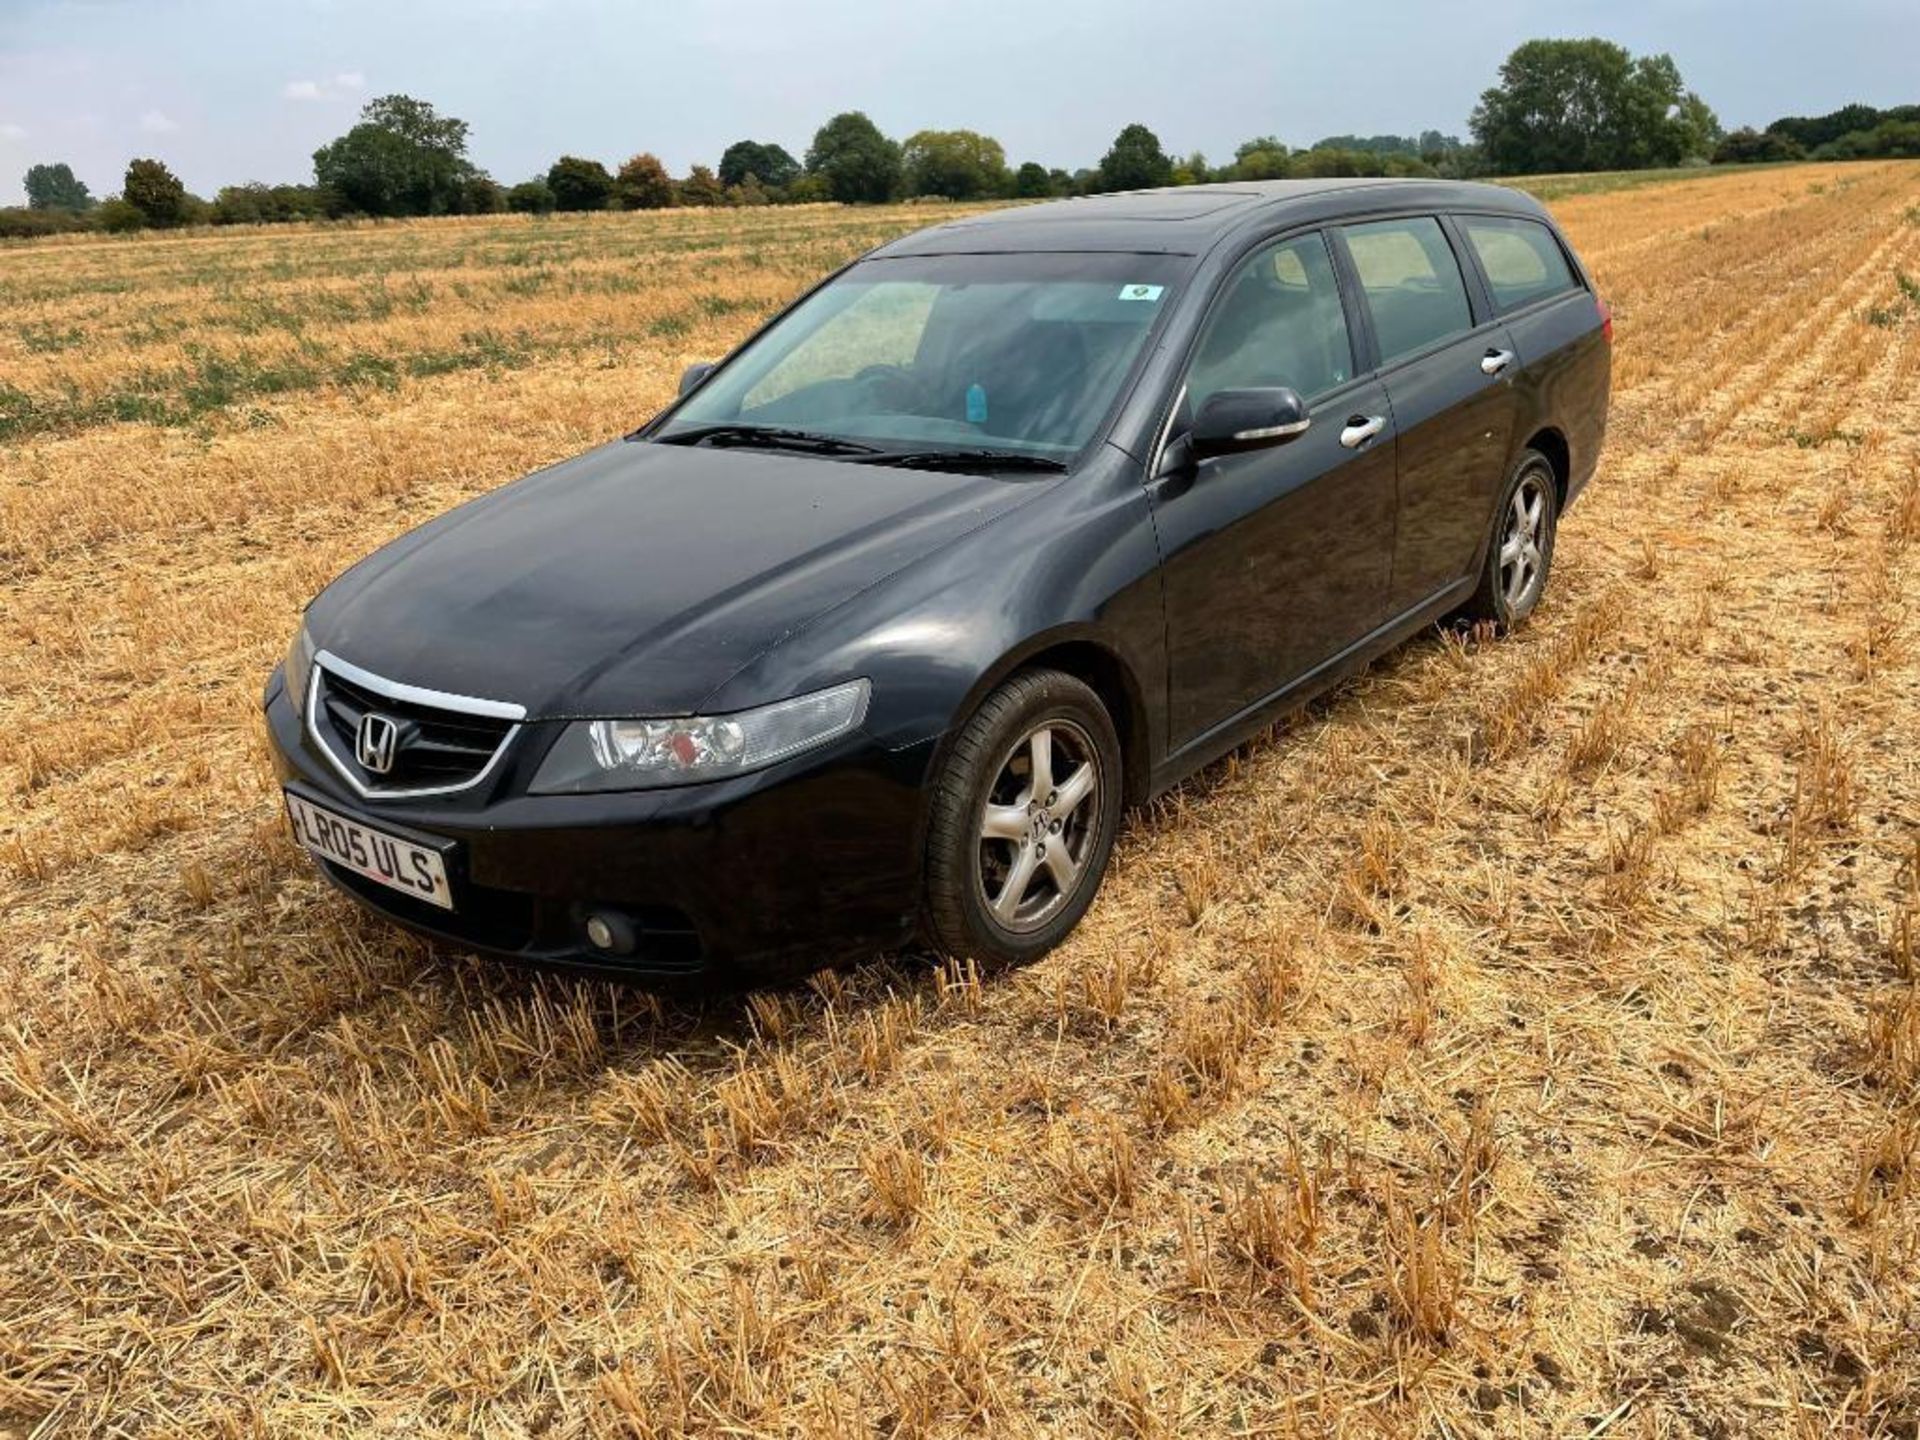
[1461, 449, 1559, 630]
[922, 670, 1122, 970]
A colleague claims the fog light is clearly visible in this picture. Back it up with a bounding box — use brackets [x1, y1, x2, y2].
[583, 909, 636, 955]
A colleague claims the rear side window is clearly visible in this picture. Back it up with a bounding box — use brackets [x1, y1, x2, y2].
[1341, 216, 1473, 365]
[1460, 215, 1579, 312]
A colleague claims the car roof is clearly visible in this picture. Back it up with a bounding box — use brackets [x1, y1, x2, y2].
[869, 179, 1554, 259]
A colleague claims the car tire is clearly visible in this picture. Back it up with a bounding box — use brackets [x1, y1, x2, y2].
[1461, 448, 1559, 630]
[923, 669, 1122, 970]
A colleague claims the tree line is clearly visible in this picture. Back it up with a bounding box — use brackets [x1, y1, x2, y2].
[6, 108, 1472, 239]
[4, 37, 1911, 241]
[1712, 103, 1920, 165]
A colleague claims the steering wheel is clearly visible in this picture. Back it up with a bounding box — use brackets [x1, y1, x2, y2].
[852, 363, 927, 414]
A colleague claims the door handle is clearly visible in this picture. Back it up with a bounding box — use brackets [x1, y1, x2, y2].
[1481, 348, 1515, 376]
[1340, 414, 1386, 449]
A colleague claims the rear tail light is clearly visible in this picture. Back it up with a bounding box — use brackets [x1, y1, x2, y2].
[1597, 296, 1613, 344]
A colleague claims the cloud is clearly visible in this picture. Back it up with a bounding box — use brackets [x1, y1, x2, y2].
[284, 74, 364, 102]
[0, 122, 27, 143]
[138, 109, 178, 133]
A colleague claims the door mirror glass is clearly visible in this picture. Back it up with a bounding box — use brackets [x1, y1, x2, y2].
[678, 361, 716, 396]
[1190, 387, 1310, 459]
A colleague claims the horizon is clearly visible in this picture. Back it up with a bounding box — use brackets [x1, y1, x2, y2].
[2, 0, 1916, 207]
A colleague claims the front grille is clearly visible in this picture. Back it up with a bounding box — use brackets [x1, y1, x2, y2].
[312, 661, 517, 795]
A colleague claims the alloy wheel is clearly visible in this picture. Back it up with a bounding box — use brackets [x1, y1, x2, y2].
[976, 719, 1102, 933]
[1498, 470, 1550, 611]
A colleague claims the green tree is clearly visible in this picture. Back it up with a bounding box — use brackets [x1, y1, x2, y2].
[212, 183, 268, 224]
[507, 179, 555, 214]
[728, 174, 772, 206]
[1098, 124, 1174, 191]
[212, 182, 329, 224]
[96, 197, 145, 233]
[458, 174, 506, 214]
[312, 127, 416, 215]
[1672, 92, 1724, 164]
[362, 94, 469, 156]
[1712, 127, 1805, 165]
[614, 153, 675, 209]
[1172, 151, 1211, 185]
[123, 158, 188, 227]
[1766, 103, 1890, 152]
[678, 164, 725, 207]
[1229, 136, 1290, 180]
[805, 111, 901, 203]
[1817, 118, 1920, 160]
[1312, 134, 1419, 156]
[783, 173, 832, 204]
[1470, 38, 1720, 174]
[0, 207, 93, 238]
[1013, 161, 1052, 198]
[24, 162, 93, 211]
[313, 94, 478, 216]
[547, 155, 614, 211]
[1302, 148, 1435, 179]
[900, 129, 1008, 199]
[717, 140, 800, 191]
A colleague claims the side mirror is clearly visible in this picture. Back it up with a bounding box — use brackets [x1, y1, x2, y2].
[1188, 387, 1310, 460]
[678, 361, 716, 397]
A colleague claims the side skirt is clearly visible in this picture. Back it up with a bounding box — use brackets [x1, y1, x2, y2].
[1146, 576, 1475, 797]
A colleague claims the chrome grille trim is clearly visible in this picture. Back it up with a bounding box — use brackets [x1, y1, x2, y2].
[315, 649, 526, 720]
[306, 649, 524, 801]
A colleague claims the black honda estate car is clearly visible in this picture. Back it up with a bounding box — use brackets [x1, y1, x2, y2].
[266, 178, 1610, 983]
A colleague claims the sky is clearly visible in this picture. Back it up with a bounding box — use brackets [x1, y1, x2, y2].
[1, 0, 1916, 205]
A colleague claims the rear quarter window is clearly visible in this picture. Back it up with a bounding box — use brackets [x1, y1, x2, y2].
[1460, 215, 1580, 312]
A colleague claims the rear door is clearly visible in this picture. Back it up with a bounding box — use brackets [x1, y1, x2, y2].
[1148, 229, 1398, 747]
[1453, 211, 1610, 499]
[1333, 215, 1519, 613]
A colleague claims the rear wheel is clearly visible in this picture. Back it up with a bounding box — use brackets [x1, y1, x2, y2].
[923, 670, 1121, 970]
[1462, 449, 1559, 629]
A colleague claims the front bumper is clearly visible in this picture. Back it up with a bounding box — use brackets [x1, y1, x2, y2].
[263, 669, 938, 982]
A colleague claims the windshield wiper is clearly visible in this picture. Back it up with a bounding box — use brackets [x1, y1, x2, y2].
[854, 449, 1069, 475]
[652, 423, 881, 456]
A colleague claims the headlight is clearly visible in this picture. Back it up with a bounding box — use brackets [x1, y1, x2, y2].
[530, 679, 870, 793]
[284, 620, 316, 718]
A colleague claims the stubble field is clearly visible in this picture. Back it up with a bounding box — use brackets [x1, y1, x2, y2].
[3, 162, 1919, 1437]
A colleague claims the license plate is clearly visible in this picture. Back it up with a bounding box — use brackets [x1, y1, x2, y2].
[285, 791, 453, 911]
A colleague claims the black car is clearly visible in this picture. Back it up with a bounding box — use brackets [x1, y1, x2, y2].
[266, 178, 1610, 984]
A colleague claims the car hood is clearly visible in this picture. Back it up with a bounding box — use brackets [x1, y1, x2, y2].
[306, 439, 1045, 716]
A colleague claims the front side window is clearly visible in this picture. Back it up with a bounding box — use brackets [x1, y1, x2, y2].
[1342, 216, 1474, 365]
[1185, 232, 1352, 412]
[660, 252, 1184, 458]
[1460, 214, 1579, 312]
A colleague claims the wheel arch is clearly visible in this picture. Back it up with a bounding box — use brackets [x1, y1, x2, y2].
[940, 629, 1155, 810]
[1521, 425, 1571, 508]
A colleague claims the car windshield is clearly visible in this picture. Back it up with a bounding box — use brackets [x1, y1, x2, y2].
[654, 251, 1186, 459]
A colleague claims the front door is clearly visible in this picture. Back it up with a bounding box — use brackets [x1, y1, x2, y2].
[1147, 230, 1399, 749]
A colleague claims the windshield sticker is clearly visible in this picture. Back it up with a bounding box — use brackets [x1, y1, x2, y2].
[1118, 284, 1164, 302]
